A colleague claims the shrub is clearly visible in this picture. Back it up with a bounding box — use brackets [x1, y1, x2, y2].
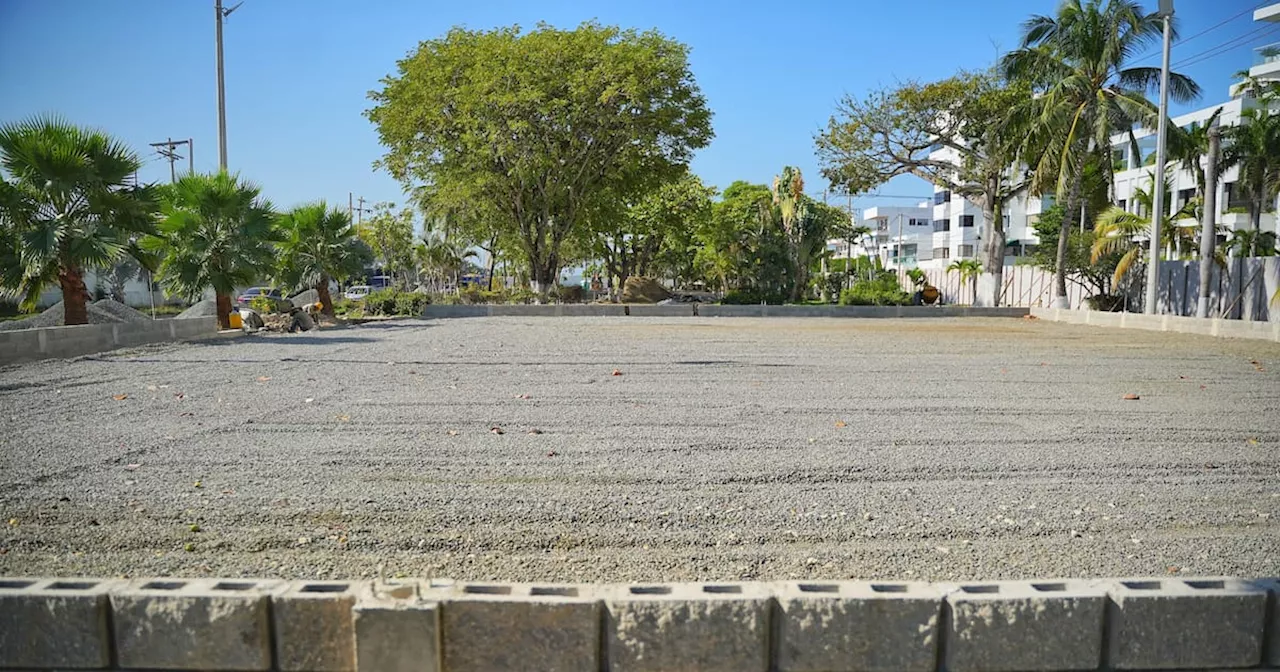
[249, 295, 277, 314]
[721, 288, 787, 305]
[394, 292, 431, 316]
[839, 275, 911, 306]
[332, 298, 361, 317]
[363, 288, 400, 316]
[506, 287, 538, 304]
[556, 284, 585, 303]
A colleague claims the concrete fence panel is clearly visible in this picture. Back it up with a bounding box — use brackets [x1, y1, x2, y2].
[4, 575, 1279, 670]
[0, 315, 220, 366]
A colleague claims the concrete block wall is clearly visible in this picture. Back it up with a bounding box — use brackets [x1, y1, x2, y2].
[1032, 307, 1280, 343]
[2, 576, 1279, 670]
[0, 316, 220, 366]
[422, 304, 1031, 320]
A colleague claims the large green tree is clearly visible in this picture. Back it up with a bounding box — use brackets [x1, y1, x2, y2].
[1002, 0, 1199, 307]
[0, 116, 156, 324]
[817, 72, 1030, 306]
[367, 22, 713, 293]
[276, 203, 371, 316]
[360, 202, 417, 288]
[144, 172, 277, 328]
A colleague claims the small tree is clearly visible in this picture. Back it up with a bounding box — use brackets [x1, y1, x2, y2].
[276, 203, 371, 316]
[947, 259, 983, 303]
[144, 172, 276, 328]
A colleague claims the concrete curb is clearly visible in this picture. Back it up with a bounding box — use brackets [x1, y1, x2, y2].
[1031, 307, 1280, 343]
[422, 305, 1031, 319]
[0, 316, 224, 366]
[3, 576, 1279, 670]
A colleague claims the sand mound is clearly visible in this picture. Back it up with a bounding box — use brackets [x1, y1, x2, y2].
[92, 299, 149, 323]
[177, 299, 218, 319]
[0, 300, 126, 331]
[291, 289, 319, 308]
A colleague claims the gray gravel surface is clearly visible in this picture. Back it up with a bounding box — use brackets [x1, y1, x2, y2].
[2, 316, 1279, 583]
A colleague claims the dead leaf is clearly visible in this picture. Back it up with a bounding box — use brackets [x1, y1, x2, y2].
[834, 420, 847, 428]
[528, 428, 544, 435]
[1166, 566, 1179, 574]
[124, 463, 141, 471]
[447, 430, 460, 436]
[490, 426, 504, 435]
[1021, 314, 1039, 320]
[515, 394, 530, 399]
[112, 393, 128, 401]
[174, 392, 185, 400]
[1122, 393, 1140, 400]
[1199, 385, 1207, 390]
[304, 398, 314, 403]
[256, 376, 271, 382]
[1247, 437, 1260, 445]
[546, 451, 558, 457]
[1250, 360, 1266, 372]
[611, 369, 623, 376]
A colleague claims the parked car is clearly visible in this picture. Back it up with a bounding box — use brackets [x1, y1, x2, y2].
[236, 287, 292, 312]
[344, 285, 373, 300]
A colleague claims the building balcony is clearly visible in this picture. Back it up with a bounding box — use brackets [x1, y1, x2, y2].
[1255, 4, 1280, 23]
[1250, 42, 1280, 80]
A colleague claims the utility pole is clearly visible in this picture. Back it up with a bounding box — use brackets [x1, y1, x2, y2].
[357, 196, 369, 225]
[1145, 0, 1173, 315]
[215, 0, 243, 171]
[1196, 126, 1220, 318]
[149, 138, 193, 183]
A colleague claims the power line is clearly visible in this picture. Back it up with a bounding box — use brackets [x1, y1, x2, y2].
[1132, 3, 1264, 64]
[1173, 24, 1280, 69]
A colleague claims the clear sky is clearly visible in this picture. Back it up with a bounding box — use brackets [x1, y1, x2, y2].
[0, 0, 1273, 218]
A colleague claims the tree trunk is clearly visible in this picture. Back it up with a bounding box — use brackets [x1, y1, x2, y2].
[979, 190, 1006, 307]
[1054, 165, 1086, 308]
[316, 275, 335, 317]
[215, 292, 233, 330]
[486, 237, 498, 292]
[1250, 200, 1262, 255]
[59, 266, 90, 326]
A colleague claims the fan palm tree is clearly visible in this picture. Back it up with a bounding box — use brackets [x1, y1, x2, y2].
[143, 172, 277, 328]
[276, 203, 371, 316]
[0, 116, 157, 324]
[1002, 0, 1200, 307]
[1220, 105, 1280, 256]
[947, 259, 984, 304]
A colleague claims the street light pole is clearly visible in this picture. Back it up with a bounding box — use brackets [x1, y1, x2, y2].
[1144, 0, 1173, 315]
[215, 0, 242, 172]
[1196, 126, 1220, 318]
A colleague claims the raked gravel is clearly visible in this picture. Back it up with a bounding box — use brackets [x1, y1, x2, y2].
[1, 315, 1278, 583]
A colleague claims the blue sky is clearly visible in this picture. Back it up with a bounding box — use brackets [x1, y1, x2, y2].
[0, 0, 1273, 219]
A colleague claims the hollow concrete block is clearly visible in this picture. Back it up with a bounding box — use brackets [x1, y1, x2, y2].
[605, 582, 770, 672]
[111, 577, 283, 671]
[353, 580, 448, 672]
[0, 577, 117, 669]
[442, 583, 599, 672]
[775, 580, 941, 672]
[273, 579, 360, 671]
[943, 579, 1106, 672]
[1106, 577, 1267, 670]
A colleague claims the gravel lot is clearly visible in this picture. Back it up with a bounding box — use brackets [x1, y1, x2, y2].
[2, 315, 1279, 583]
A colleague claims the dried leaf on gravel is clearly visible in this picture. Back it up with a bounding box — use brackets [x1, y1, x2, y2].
[1122, 394, 1140, 400]
[611, 369, 623, 376]
[1247, 437, 1260, 445]
[124, 463, 141, 470]
[528, 428, 544, 435]
[834, 420, 846, 428]
[1251, 360, 1266, 372]
[490, 426, 504, 435]
[336, 415, 350, 422]
[112, 393, 128, 401]
[256, 376, 271, 382]
[193, 480, 203, 488]
[447, 430, 459, 436]
[547, 451, 558, 457]
[515, 394, 530, 399]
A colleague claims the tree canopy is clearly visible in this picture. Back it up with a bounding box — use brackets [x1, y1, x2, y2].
[367, 21, 713, 292]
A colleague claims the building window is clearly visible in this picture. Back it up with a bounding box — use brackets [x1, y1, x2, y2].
[958, 244, 975, 257]
[933, 190, 951, 205]
[902, 244, 917, 257]
[960, 215, 975, 227]
[1177, 188, 1195, 208]
[1117, 199, 1127, 212]
[932, 247, 951, 259]
[1022, 244, 1038, 256]
[933, 219, 951, 232]
[909, 218, 930, 227]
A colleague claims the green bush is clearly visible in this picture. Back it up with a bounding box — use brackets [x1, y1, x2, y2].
[394, 292, 431, 316]
[332, 298, 361, 317]
[555, 284, 585, 303]
[360, 289, 430, 316]
[721, 288, 787, 305]
[249, 295, 277, 314]
[838, 275, 912, 306]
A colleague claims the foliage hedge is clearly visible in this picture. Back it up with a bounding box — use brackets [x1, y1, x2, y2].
[838, 274, 912, 306]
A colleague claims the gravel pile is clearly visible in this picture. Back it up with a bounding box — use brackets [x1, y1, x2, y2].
[92, 299, 149, 323]
[0, 300, 125, 331]
[1, 316, 1277, 582]
[177, 299, 217, 319]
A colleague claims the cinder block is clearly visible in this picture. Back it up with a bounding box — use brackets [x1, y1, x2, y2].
[273, 580, 360, 671]
[0, 578, 116, 669]
[1106, 577, 1267, 670]
[775, 581, 941, 672]
[627, 304, 695, 317]
[443, 583, 599, 671]
[111, 577, 283, 671]
[606, 582, 770, 672]
[353, 580, 446, 672]
[943, 579, 1106, 672]
[1260, 578, 1280, 666]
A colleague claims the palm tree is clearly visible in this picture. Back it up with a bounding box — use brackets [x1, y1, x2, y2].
[1220, 105, 1280, 256]
[276, 203, 370, 316]
[0, 116, 156, 324]
[1166, 106, 1222, 207]
[947, 259, 983, 304]
[1092, 179, 1199, 287]
[417, 233, 477, 293]
[1225, 229, 1278, 258]
[1002, 0, 1200, 307]
[143, 172, 277, 328]
[772, 166, 810, 302]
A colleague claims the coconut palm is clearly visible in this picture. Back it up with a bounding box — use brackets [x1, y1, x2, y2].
[276, 203, 371, 316]
[772, 166, 810, 302]
[1166, 106, 1223, 207]
[143, 172, 277, 328]
[417, 233, 477, 292]
[947, 259, 983, 304]
[1002, 0, 1200, 307]
[0, 116, 157, 324]
[1220, 105, 1280, 256]
[1225, 229, 1278, 258]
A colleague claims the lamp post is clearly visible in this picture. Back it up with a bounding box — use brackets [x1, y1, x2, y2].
[1144, 0, 1173, 314]
[215, 0, 243, 171]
